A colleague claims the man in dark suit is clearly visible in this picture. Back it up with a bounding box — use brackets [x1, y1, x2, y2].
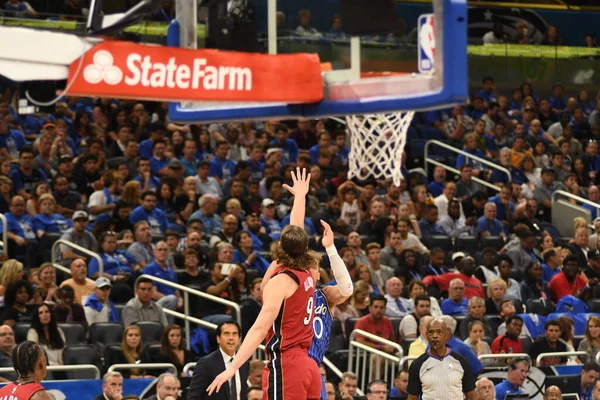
[188, 321, 249, 400]
[144, 372, 181, 400]
[93, 371, 123, 400]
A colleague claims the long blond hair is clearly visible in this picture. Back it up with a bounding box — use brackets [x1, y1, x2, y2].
[121, 325, 143, 375]
[270, 225, 321, 271]
[0, 260, 23, 287]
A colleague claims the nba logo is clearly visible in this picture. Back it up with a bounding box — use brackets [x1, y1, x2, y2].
[418, 14, 436, 74]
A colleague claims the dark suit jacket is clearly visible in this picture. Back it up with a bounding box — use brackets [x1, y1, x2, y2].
[187, 349, 249, 400]
[92, 395, 106, 400]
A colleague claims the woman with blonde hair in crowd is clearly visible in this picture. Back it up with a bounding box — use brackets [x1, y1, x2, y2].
[350, 280, 370, 316]
[356, 264, 381, 296]
[579, 316, 600, 363]
[121, 180, 142, 207]
[485, 278, 507, 315]
[0, 260, 24, 303]
[37, 263, 58, 303]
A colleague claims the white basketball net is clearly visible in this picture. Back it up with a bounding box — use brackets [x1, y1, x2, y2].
[346, 111, 416, 186]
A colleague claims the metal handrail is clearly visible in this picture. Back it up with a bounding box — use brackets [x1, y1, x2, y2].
[160, 306, 216, 351]
[551, 190, 600, 213]
[425, 139, 511, 188]
[51, 239, 104, 275]
[183, 362, 196, 376]
[400, 355, 418, 367]
[478, 353, 531, 364]
[0, 213, 7, 257]
[0, 364, 100, 379]
[348, 329, 403, 355]
[536, 351, 587, 365]
[108, 363, 178, 375]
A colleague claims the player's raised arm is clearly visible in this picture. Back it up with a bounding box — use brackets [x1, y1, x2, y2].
[320, 220, 353, 306]
[206, 273, 298, 395]
[282, 167, 311, 228]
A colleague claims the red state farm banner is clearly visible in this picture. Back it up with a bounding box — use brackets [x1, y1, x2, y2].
[67, 41, 324, 103]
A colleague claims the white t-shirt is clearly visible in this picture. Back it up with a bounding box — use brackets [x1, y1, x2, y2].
[341, 200, 361, 230]
[88, 189, 118, 221]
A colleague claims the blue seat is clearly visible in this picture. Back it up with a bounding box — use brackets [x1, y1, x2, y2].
[431, 141, 457, 159]
[406, 127, 420, 142]
[421, 127, 445, 141]
[408, 140, 426, 168]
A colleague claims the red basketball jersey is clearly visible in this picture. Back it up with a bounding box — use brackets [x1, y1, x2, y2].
[264, 266, 315, 355]
[0, 382, 46, 399]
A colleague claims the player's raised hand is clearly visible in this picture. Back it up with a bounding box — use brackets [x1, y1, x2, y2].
[282, 167, 311, 197]
[320, 219, 334, 248]
[206, 367, 236, 395]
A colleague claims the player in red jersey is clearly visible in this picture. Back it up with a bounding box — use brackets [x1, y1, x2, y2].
[0, 341, 54, 400]
[207, 168, 322, 400]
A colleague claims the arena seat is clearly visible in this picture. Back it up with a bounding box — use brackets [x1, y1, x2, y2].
[480, 236, 505, 251]
[329, 319, 347, 352]
[427, 235, 453, 253]
[400, 337, 416, 355]
[63, 345, 102, 380]
[143, 343, 164, 363]
[455, 236, 478, 255]
[89, 322, 124, 353]
[13, 323, 30, 344]
[589, 299, 600, 313]
[520, 336, 532, 354]
[345, 318, 359, 338]
[389, 317, 402, 337]
[134, 321, 165, 344]
[526, 299, 553, 316]
[58, 323, 86, 345]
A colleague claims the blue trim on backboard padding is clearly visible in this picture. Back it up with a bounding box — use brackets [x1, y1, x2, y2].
[167, 0, 467, 122]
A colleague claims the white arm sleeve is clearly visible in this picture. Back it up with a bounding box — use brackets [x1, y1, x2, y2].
[326, 245, 354, 297]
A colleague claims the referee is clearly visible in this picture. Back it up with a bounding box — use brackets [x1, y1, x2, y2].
[407, 318, 477, 400]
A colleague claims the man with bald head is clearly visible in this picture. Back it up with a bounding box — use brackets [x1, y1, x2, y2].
[477, 202, 506, 239]
[423, 256, 485, 300]
[476, 378, 495, 400]
[408, 318, 477, 400]
[60, 259, 95, 304]
[440, 279, 469, 316]
[210, 214, 239, 248]
[0, 325, 16, 382]
[544, 385, 562, 400]
[175, 176, 199, 222]
[384, 277, 412, 317]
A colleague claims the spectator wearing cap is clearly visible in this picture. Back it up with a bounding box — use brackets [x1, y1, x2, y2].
[84, 277, 120, 325]
[245, 212, 274, 251]
[194, 161, 223, 199]
[3, 195, 37, 266]
[476, 203, 506, 240]
[190, 194, 223, 236]
[57, 210, 98, 263]
[209, 141, 236, 185]
[260, 198, 282, 240]
[52, 175, 81, 219]
[129, 191, 168, 237]
[73, 153, 102, 201]
[424, 256, 485, 300]
[33, 193, 72, 239]
[88, 170, 123, 223]
[133, 158, 161, 191]
[270, 123, 298, 164]
[549, 254, 589, 302]
[10, 147, 48, 201]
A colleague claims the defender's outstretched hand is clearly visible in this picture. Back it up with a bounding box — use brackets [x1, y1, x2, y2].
[282, 167, 311, 198]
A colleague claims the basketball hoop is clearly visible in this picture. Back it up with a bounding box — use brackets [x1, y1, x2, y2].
[345, 110, 415, 187]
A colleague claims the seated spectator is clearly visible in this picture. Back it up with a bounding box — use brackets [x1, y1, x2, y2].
[439, 315, 484, 374]
[357, 199, 389, 246]
[366, 243, 394, 292]
[26, 181, 50, 217]
[557, 316, 578, 364]
[199, 262, 239, 324]
[58, 211, 98, 264]
[4, 195, 38, 268]
[506, 230, 537, 275]
[177, 248, 209, 287]
[494, 358, 529, 398]
[229, 267, 252, 304]
[357, 264, 381, 296]
[439, 199, 475, 238]
[232, 231, 269, 275]
[27, 304, 66, 366]
[84, 277, 120, 325]
[190, 194, 222, 236]
[418, 204, 446, 240]
[440, 279, 469, 316]
[549, 255, 587, 303]
[354, 294, 396, 355]
[579, 316, 600, 363]
[107, 325, 151, 378]
[384, 278, 412, 318]
[477, 202, 506, 239]
[260, 198, 282, 240]
[457, 165, 483, 199]
[52, 286, 87, 328]
[4, 0, 37, 17]
[295, 9, 322, 37]
[427, 166, 447, 198]
[128, 221, 155, 268]
[122, 277, 168, 327]
[240, 278, 263, 337]
[542, 249, 561, 283]
[485, 279, 508, 315]
[520, 261, 552, 304]
[380, 230, 403, 270]
[406, 280, 442, 317]
[491, 316, 524, 358]
[394, 249, 423, 284]
[496, 300, 531, 338]
[0, 260, 23, 306]
[398, 295, 430, 339]
[155, 325, 197, 376]
[569, 226, 592, 271]
[496, 256, 522, 301]
[434, 181, 462, 220]
[88, 170, 122, 222]
[143, 242, 180, 317]
[463, 320, 491, 360]
[89, 231, 138, 279]
[33, 193, 72, 239]
[0, 324, 17, 381]
[59, 259, 95, 305]
[423, 256, 485, 299]
[0, 280, 35, 327]
[530, 320, 567, 366]
[37, 264, 58, 303]
[10, 147, 48, 201]
[350, 280, 370, 317]
[459, 296, 494, 339]
[422, 247, 450, 277]
[129, 191, 168, 237]
[407, 315, 434, 360]
[475, 247, 498, 284]
[397, 219, 428, 254]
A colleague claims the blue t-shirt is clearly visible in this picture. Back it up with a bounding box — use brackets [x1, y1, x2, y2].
[3, 212, 35, 240]
[0, 129, 26, 158]
[232, 249, 270, 274]
[143, 262, 178, 296]
[280, 215, 317, 236]
[208, 157, 236, 180]
[180, 158, 199, 177]
[427, 181, 445, 197]
[477, 216, 505, 236]
[441, 298, 468, 316]
[542, 264, 561, 284]
[129, 206, 168, 237]
[488, 195, 515, 222]
[495, 380, 523, 400]
[133, 175, 160, 191]
[247, 159, 265, 181]
[33, 213, 71, 234]
[150, 157, 170, 176]
[261, 215, 282, 240]
[476, 89, 497, 104]
[9, 168, 48, 194]
[455, 148, 487, 170]
[308, 289, 332, 366]
[88, 250, 136, 277]
[269, 138, 298, 164]
[139, 139, 153, 159]
[549, 97, 566, 111]
[336, 147, 350, 165]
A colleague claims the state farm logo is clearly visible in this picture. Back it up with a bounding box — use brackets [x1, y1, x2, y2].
[81, 49, 253, 91]
[83, 50, 123, 85]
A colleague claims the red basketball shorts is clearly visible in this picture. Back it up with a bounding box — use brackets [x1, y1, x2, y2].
[262, 348, 321, 400]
